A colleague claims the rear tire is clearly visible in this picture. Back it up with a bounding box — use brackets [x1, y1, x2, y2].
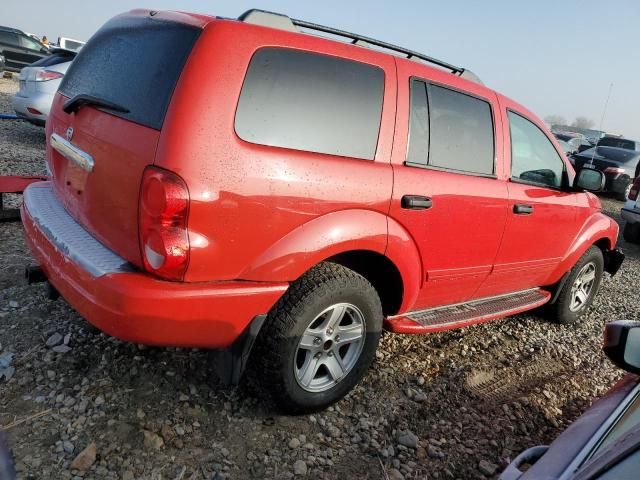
[247, 262, 383, 413]
[546, 246, 604, 324]
[623, 222, 640, 244]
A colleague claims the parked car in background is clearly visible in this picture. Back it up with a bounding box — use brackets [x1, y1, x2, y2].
[621, 176, 640, 243]
[572, 138, 640, 200]
[21, 8, 623, 412]
[502, 320, 640, 479]
[551, 126, 605, 145]
[554, 132, 592, 154]
[0, 26, 50, 72]
[56, 37, 85, 51]
[11, 48, 76, 125]
[558, 139, 576, 156]
[597, 137, 640, 151]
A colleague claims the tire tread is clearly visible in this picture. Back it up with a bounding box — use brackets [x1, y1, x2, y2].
[546, 246, 604, 324]
[247, 262, 382, 412]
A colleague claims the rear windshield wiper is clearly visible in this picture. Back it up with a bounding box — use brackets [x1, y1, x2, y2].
[63, 94, 130, 115]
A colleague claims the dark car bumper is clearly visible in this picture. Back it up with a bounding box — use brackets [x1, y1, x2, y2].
[604, 172, 632, 195]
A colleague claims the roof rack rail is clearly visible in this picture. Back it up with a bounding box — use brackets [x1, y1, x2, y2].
[238, 9, 483, 85]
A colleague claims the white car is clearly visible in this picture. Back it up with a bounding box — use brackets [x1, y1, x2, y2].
[57, 37, 85, 51]
[621, 176, 640, 242]
[10, 48, 76, 126]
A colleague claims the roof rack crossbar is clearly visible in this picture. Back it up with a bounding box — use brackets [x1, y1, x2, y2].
[290, 17, 464, 74]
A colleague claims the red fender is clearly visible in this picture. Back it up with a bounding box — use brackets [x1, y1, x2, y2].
[549, 211, 618, 280]
[240, 210, 423, 315]
[385, 217, 422, 313]
[240, 209, 388, 281]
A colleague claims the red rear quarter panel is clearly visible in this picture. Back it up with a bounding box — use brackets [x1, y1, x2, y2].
[156, 20, 397, 283]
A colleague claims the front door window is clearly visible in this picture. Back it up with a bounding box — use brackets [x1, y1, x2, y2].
[509, 111, 565, 188]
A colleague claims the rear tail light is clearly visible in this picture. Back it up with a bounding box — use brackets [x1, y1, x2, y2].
[139, 167, 190, 281]
[26, 107, 43, 115]
[604, 167, 625, 175]
[629, 177, 640, 201]
[35, 70, 64, 82]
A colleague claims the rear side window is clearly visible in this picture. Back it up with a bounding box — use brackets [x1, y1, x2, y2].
[235, 48, 384, 160]
[406, 80, 430, 166]
[59, 15, 200, 130]
[429, 85, 494, 174]
[20, 35, 43, 51]
[406, 81, 495, 175]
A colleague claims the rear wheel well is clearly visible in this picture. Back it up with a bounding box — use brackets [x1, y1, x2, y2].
[325, 250, 403, 316]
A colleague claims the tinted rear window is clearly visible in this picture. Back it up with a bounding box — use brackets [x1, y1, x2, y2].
[30, 52, 75, 67]
[406, 80, 430, 166]
[59, 15, 200, 130]
[597, 137, 637, 150]
[429, 85, 494, 174]
[235, 48, 384, 160]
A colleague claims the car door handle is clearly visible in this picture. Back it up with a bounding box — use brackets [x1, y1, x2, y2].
[513, 204, 534, 215]
[401, 195, 432, 210]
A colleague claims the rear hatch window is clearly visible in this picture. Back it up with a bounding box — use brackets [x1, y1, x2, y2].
[597, 137, 637, 150]
[30, 50, 76, 67]
[58, 14, 200, 130]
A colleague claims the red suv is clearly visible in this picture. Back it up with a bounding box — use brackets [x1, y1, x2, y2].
[21, 9, 623, 412]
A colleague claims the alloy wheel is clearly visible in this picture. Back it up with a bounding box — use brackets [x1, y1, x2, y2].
[293, 303, 366, 393]
[569, 262, 597, 312]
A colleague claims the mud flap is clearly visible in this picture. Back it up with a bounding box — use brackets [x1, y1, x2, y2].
[604, 248, 625, 276]
[210, 314, 267, 386]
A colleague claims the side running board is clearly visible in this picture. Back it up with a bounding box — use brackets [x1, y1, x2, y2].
[385, 288, 551, 334]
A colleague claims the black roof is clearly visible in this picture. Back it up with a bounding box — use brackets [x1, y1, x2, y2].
[0, 26, 25, 35]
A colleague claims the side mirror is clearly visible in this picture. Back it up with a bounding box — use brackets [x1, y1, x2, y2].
[575, 168, 605, 192]
[603, 320, 640, 374]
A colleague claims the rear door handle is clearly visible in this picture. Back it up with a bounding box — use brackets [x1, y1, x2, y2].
[401, 195, 432, 210]
[513, 204, 534, 215]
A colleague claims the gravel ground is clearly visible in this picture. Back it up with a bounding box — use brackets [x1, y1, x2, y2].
[1, 76, 640, 480]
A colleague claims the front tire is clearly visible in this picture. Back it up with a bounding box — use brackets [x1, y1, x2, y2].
[248, 262, 383, 413]
[546, 246, 604, 324]
[617, 182, 632, 201]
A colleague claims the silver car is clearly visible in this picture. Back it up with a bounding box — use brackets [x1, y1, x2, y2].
[11, 48, 76, 126]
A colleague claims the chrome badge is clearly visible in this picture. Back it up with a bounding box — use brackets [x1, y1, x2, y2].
[65, 127, 74, 141]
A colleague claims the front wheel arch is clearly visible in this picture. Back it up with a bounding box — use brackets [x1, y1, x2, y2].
[545, 246, 604, 324]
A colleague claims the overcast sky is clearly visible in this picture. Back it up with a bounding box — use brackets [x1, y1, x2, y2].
[4, 0, 639, 138]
